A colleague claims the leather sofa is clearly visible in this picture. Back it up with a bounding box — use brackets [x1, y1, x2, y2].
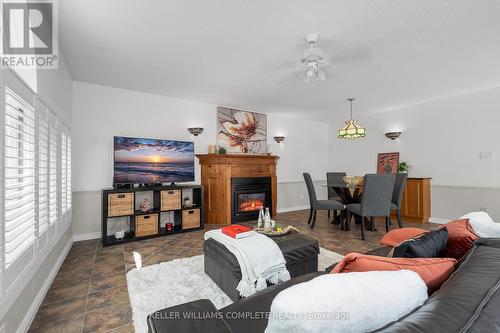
[148, 238, 500, 333]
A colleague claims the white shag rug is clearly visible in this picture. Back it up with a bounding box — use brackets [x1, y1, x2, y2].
[127, 247, 343, 333]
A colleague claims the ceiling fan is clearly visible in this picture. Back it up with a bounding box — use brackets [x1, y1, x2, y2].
[301, 33, 327, 85]
[265, 32, 370, 87]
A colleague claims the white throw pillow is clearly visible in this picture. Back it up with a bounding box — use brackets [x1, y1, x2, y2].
[265, 270, 427, 333]
[461, 211, 500, 238]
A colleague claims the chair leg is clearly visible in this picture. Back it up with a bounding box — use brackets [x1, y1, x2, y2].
[360, 215, 365, 240]
[370, 217, 375, 231]
[397, 209, 404, 228]
[385, 216, 390, 233]
[310, 210, 317, 229]
[328, 210, 331, 219]
[307, 208, 313, 224]
[331, 210, 338, 224]
[346, 211, 351, 231]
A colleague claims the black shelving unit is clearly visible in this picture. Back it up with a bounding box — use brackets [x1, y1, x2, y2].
[101, 184, 204, 246]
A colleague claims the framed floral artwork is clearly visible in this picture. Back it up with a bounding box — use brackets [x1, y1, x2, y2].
[217, 106, 267, 154]
[377, 152, 400, 174]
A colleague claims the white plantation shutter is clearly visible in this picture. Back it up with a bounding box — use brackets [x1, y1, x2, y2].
[4, 86, 36, 272]
[61, 131, 67, 216]
[0, 69, 73, 304]
[66, 134, 71, 212]
[37, 102, 49, 243]
[48, 111, 57, 231]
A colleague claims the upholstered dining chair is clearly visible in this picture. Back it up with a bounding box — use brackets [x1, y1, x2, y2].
[391, 173, 408, 228]
[326, 172, 346, 223]
[346, 174, 396, 240]
[303, 173, 345, 229]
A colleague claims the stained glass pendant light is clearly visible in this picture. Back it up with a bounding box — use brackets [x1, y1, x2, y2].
[337, 98, 366, 139]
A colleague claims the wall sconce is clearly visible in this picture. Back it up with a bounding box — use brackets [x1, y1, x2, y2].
[188, 127, 204, 136]
[385, 131, 401, 140]
[273, 136, 285, 143]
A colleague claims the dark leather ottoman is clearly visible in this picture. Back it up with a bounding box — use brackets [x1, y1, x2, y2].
[203, 232, 319, 302]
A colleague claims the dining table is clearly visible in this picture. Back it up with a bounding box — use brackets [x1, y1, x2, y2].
[322, 182, 375, 231]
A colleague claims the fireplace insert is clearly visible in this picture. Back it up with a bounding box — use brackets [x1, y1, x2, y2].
[232, 177, 272, 223]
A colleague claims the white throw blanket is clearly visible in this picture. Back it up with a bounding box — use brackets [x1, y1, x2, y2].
[461, 211, 500, 237]
[265, 270, 428, 333]
[204, 229, 290, 297]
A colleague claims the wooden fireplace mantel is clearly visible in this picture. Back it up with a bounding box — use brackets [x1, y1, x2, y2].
[196, 154, 279, 225]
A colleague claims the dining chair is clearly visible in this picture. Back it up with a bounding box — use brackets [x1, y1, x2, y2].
[346, 174, 396, 240]
[391, 173, 408, 228]
[303, 173, 345, 229]
[326, 172, 346, 223]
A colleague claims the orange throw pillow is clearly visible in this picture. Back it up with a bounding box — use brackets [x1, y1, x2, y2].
[332, 253, 457, 293]
[441, 219, 478, 259]
[379, 228, 429, 247]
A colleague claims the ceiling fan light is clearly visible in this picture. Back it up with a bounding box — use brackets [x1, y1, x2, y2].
[317, 70, 326, 81]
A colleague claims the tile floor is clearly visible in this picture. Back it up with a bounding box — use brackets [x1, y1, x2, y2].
[29, 210, 438, 332]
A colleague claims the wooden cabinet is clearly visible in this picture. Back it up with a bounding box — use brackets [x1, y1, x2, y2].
[397, 178, 431, 223]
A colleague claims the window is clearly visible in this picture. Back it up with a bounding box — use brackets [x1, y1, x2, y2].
[48, 112, 57, 231]
[61, 131, 67, 215]
[36, 102, 49, 248]
[60, 126, 71, 218]
[4, 87, 36, 269]
[1, 70, 71, 295]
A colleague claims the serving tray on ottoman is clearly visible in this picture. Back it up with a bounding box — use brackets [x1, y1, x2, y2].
[203, 231, 319, 302]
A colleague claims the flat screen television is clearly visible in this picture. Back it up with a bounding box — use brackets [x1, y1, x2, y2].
[113, 136, 195, 185]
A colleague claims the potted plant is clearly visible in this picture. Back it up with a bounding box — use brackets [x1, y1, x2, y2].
[398, 161, 411, 173]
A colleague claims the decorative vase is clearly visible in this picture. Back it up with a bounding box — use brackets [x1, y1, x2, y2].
[139, 198, 152, 212]
[208, 144, 217, 154]
[183, 197, 191, 208]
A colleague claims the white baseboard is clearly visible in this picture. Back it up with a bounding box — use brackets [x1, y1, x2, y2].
[73, 231, 101, 242]
[277, 205, 309, 213]
[429, 217, 451, 224]
[16, 237, 73, 333]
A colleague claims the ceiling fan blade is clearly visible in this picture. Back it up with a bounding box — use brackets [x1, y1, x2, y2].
[329, 46, 371, 64]
[261, 59, 302, 73]
[275, 71, 306, 87]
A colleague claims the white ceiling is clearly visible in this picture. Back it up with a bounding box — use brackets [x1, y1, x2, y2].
[60, 0, 500, 121]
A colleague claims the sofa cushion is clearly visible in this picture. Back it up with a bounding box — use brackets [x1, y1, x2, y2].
[441, 219, 478, 259]
[376, 238, 500, 333]
[332, 253, 456, 293]
[379, 228, 429, 247]
[220, 271, 324, 333]
[266, 270, 428, 333]
[390, 228, 448, 258]
[461, 211, 500, 238]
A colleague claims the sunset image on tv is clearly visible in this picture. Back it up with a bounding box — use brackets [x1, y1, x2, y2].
[114, 137, 194, 184]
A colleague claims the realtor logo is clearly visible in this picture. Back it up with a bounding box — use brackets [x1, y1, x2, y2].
[1, 0, 58, 68]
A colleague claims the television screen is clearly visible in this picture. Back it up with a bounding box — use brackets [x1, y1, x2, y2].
[113, 136, 195, 185]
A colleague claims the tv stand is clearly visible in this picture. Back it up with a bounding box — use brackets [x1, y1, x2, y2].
[101, 184, 204, 246]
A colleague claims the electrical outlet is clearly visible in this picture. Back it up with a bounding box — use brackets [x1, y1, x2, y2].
[299, 194, 304, 200]
[480, 207, 488, 212]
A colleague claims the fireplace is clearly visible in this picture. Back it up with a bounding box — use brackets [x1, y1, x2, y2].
[232, 177, 272, 223]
